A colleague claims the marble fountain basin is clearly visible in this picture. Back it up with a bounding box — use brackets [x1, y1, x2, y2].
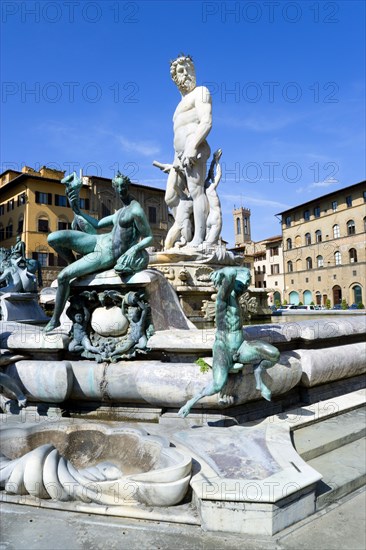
[0, 422, 192, 507]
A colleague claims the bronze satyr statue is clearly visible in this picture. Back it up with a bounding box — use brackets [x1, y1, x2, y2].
[178, 266, 280, 417]
[44, 171, 153, 332]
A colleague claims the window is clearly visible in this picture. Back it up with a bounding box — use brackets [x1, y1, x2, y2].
[332, 200, 338, 212]
[263, 281, 266, 288]
[58, 220, 71, 230]
[286, 238, 292, 250]
[353, 285, 363, 304]
[315, 230, 322, 243]
[5, 224, 13, 239]
[7, 199, 15, 211]
[270, 246, 279, 257]
[55, 194, 67, 207]
[236, 218, 241, 234]
[17, 193, 26, 206]
[314, 206, 320, 218]
[0, 225, 4, 240]
[38, 217, 49, 232]
[334, 251, 341, 265]
[287, 261, 293, 272]
[304, 210, 310, 221]
[291, 279, 294, 284]
[333, 224, 340, 238]
[347, 220, 355, 235]
[33, 252, 54, 267]
[363, 191, 366, 202]
[38, 253, 48, 267]
[148, 206, 157, 224]
[79, 198, 90, 210]
[244, 217, 249, 234]
[306, 257, 313, 269]
[318, 276, 321, 282]
[270, 264, 280, 275]
[17, 218, 24, 234]
[0, 204, 4, 216]
[285, 216, 291, 227]
[305, 232, 311, 245]
[349, 248, 358, 263]
[35, 191, 52, 205]
[346, 195, 352, 207]
[317, 255, 324, 267]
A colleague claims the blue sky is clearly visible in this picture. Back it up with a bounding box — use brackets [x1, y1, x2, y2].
[1, 0, 365, 245]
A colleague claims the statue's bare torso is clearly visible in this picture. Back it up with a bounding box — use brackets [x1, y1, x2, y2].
[215, 290, 244, 357]
[111, 201, 142, 258]
[173, 87, 210, 156]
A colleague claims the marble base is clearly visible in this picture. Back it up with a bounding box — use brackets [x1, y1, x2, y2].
[173, 423, 321, 535]
[299, 343, 366, 386]
[1, 319, 365, 414]
[148, 245, 240, 266]
[0, 416, 322, 535]
[194, 487, 317, 535]
[0, 321, 69, 353]
[53, 268, 196, 331]
[4, 361, 74, 403]
[0, 293, 49, 324]
[1, 354, 301, 409]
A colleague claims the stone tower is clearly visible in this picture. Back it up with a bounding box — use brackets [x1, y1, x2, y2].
[233, 206, 251, 247]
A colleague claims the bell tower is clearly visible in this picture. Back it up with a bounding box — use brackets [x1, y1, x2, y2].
[233, 206, 251, 247]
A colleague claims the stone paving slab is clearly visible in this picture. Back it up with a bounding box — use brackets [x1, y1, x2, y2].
[1, 489, 365, 550]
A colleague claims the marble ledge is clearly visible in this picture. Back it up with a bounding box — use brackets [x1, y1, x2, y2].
[255, 388, 366, 430]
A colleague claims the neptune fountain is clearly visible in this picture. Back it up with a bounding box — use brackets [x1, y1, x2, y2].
[1, 55, 364, 537]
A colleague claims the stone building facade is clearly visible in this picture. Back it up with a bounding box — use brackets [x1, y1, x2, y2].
[232, 207, 285, 305]
[252, 236, 285, 305]
[278, 181, 366, 306]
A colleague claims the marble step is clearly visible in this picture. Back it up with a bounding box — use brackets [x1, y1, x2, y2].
[292, 406, 366, 461]
[308, 438, 366, 510]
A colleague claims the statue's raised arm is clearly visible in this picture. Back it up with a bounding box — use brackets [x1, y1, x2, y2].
[61, 172, 112, 235]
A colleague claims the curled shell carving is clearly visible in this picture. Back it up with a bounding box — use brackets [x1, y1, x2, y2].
[0, 424, 192, 507]
[0, 446, 122, 502]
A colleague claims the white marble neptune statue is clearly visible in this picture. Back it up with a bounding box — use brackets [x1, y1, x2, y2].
[155, 54, 213, 248]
